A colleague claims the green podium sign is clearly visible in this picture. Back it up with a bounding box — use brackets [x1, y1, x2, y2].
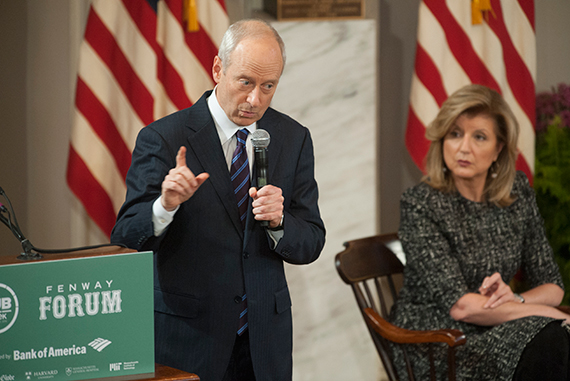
[0, 251, 154, 380]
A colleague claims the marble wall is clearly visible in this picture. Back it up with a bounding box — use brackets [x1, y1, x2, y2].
[270, 20, 385, 381]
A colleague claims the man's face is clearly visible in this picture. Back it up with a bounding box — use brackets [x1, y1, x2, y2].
[213, 37, 283, 126]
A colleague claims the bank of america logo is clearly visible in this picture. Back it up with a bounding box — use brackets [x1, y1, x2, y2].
[88, 338, 112, 352]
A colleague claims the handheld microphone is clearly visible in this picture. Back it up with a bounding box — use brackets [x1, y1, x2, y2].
[252, 129, 270, 188]
[251, 129, 270, 227]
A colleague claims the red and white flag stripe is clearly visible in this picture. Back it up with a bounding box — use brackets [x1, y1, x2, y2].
[405, 0, 535, 180]
[67, 0, 228, 238]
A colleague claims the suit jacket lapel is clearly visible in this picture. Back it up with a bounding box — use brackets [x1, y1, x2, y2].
[186, 93, 244, 237]
[259, 111, 284, 188]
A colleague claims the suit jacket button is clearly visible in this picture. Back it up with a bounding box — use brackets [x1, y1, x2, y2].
[243, 252, 249, 259]
[234, 296, 242, 304]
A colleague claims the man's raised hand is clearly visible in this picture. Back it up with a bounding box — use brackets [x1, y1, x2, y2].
[161, 146, 209, 211]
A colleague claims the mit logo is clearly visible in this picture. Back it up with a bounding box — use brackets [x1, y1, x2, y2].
[109, 363, 122, 371]
[88, 338, 112, 352]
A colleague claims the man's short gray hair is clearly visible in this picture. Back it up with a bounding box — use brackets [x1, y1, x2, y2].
[218, 19, 286, 73]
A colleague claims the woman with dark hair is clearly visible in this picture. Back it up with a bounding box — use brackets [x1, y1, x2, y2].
[391, 84, 570, 380]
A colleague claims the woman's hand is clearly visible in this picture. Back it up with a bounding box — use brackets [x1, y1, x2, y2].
[452, 282, 565, 326]
[479, 272, 519, 309]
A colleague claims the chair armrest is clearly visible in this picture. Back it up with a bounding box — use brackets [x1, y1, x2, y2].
[364, 307, 466, 348]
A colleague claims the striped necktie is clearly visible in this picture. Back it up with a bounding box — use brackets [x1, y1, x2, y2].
[230, 129, 250, 229]
[231, 129, 249, 335]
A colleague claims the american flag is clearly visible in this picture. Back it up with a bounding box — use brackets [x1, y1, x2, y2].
[66, 0, 228, 238]
[405, 0, 535, 180]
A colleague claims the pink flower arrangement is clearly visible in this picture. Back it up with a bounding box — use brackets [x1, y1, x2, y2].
[536, 83, 570, 131]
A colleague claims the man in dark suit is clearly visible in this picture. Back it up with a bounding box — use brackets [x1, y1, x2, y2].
[111, 19, 325, 381]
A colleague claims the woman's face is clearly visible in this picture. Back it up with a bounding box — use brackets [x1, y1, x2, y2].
[443, 113, 504, 186]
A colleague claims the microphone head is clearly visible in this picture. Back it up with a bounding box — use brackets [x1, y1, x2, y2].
[251, 129, 270, 148]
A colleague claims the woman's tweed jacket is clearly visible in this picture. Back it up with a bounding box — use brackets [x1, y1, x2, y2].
[390, 172, 564, 380]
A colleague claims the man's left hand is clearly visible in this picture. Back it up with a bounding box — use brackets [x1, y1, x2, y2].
[249, 185, 284, 228]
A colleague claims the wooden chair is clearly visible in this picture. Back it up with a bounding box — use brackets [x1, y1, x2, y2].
[335, 233, 466, 381]
[558, 305, 570, 315]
